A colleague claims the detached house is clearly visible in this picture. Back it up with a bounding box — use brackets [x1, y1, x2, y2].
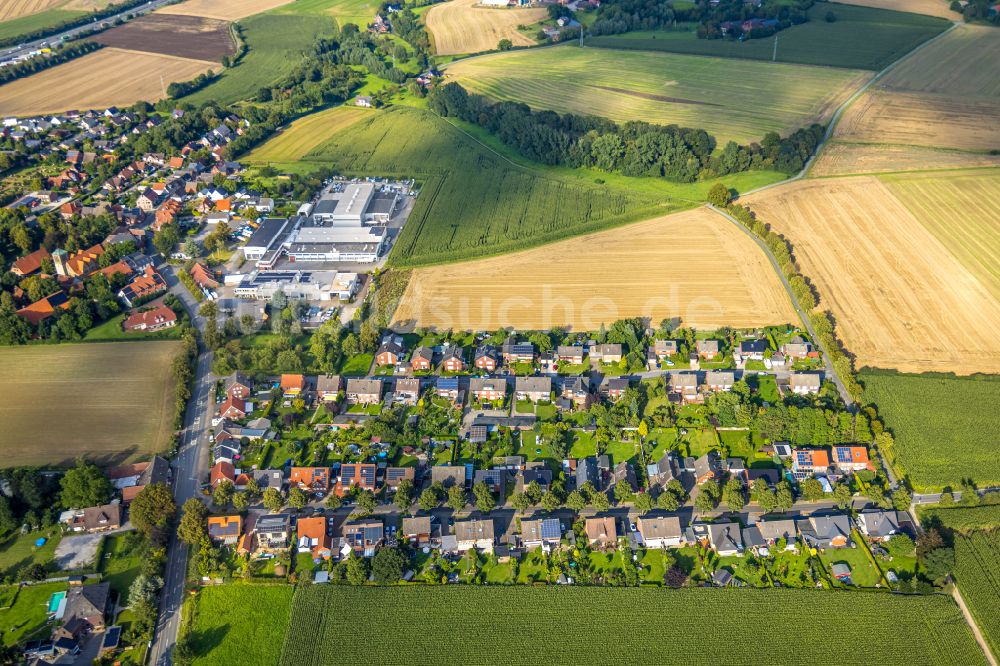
[556, 345, 585, 364]
[117, 266, 166, 307]
[781, 337, 812, 359]
[440, 344, 465, 372]
[706, 522, 743, 556]
[376, 334, 405, 366]
[470, 377, 507, 404]
[289, 467, 330, 493]
[338, 463, 376, 494]
[798, 514, 852, 549]
[590, 343, 622, 364]
[255, 514, 292, 553]
[435, 376, 460, 402]
[638, 514, 684, 549]
[792, 449, 830, 479]
[296, 516, 332, 560]
[410, 346, 434, 371]
[502, 339, 535, 364]
[736, 339, 768, 362]
[584, 516, 619, 548]
[317, 374, 343, 402]
[647, 451, 682, 489]
[790, 372, 822, 395]
[603, 376, 629, 401]
[342, 519, 384, 556]
[474, 345, 499, 372]
[218, 395, 247, 420]
[393, 377, 421, 405]
[453, 518, 495, 553]
[831, 445, 872, 472]
[515, 376, 551, 403]
[669, 373, 700, 404]
[653, 339, 678, 360]
[559, 376, 593, 409]
[280, 374, 306, 397]
[520, 516, 562, 550]
[705, 371, 735, 392]
[346, 378, 382, 405]
[401, 516, 435, 546]
[207, 515, 242, 546]
[696, 340, 720, 359]
[123, 304, 176, 332]
[856, 510, 907, 542]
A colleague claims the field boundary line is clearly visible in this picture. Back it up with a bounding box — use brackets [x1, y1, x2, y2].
[952, 584, 998, 666]
[706, 203, 855, 408]
[732, 20, 961, 197]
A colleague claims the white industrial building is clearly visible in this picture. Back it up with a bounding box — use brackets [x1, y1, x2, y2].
[232, 270, 360, 301]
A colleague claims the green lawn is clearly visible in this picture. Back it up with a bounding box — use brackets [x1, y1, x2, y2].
[0, 8, 82, 43]
[515, 549, 551, 584]
[605, 440, 639, 466]
[819, 545, 884, 588]
[861, 370, 1000, 491]
[338, 353, 372, 376]
[98, 532, 144, 597]
[0, 581, 67, 646]
[84, 313, 182, 341]
[183, 14, 336, 106]
[0, 529, 60, 579]
[569, 431, 597, 459]
[273, 0, 377, 28]
[585, 4, 950, 70]
[189, 584, 295, 666]
[754, 374, 781, 404]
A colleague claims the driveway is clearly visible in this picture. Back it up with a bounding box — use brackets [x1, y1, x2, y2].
[53, 526, 130, 570]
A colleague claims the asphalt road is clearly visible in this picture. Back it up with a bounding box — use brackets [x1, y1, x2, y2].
[1, 0, 175, 63]
[147, 269, 214, 666]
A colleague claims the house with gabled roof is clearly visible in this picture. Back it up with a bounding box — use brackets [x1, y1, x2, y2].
[474, 345, 499, 372]
[376, 335, 404, 366]
[515, 376, 551, 403]
[411, 345, 434, 371]
[316, 374, 343, 402]
[521, 516, 562, 550]
[470, 377, 506, 404]
[341, 519, 384, 556]
[705, 371, 735, 392]
[646, 451, 681, 489]
[401, 516, 436, 546]
[798, 514, 851, 549]
[453, 518, 495, 552]
[290, 467, 329, 493]
[440, 343, 465, 372]
[337, 463, 376, 495]
[584, 516, 619, 548]
[218, 395, 247, 420]
[345, 378, 382, 405]
[791, 448, 830, 479]
[790, 372, 822, 395]
[696, 339, 720, 359]
[669, 372, 700, 404]
[431, 465, 466, 489]
[556, 345, 585, 364]
[393, 377, 420, 405]
[831, 445, 872, 472]
[856, 510, 906, 542]
[706, 522, 743, 556]
[638, 514, 684, 549]
[591, 343, 622, 364]
[280, 374, 306, 396]
[207, 515, 242, 545]
[296, 516, 332, 560]
[227, 373, 253, 400]
[210, 461, 235, 488]
[10, 247, 50, 276]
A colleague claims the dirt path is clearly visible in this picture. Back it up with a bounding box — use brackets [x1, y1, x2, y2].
[952, 585, 998, 666]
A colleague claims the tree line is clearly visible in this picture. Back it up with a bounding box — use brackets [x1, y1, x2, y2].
[0, 42, 103, 86]
[429, 82, 825, 181]
[588, 0, 812, 39]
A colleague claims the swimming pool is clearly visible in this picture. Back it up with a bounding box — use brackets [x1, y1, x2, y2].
[47, 590, 66, 614]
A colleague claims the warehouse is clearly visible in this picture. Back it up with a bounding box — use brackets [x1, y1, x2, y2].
[232, 270, 360, 301]
[242, 217, 292, 261]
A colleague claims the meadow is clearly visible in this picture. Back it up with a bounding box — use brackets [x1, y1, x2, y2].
[277, 586, 985, 665]
[585, 4, 949, 70]
[745, 176, 1000, 375]
[860, 371, 1000, 491]
[954, 530, 1000, 656]
[245, 106, 370, 162]
[280, 106, 782, 267]
[0, 47, 215, 115]
[273, 0, 378, 28]
[0, 581, 68, 646]
[394, 207, 797, 331]
[447, 45, 870, 145]
[880, 170, 1000, 302]
[0, 341, 181, 467]
[188, 585, 294, 666]
[835, 0, 956, 18]
[426, 0, 547, 55]
[0, 7, 79, 41]
[181, 14, 335, 106]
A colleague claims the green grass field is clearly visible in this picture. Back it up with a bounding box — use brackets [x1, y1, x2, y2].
[0, 581, 68, 646]
[0, 8, 82, 43]
[861, 370, 1000, 491]
[0, 341, 181, 467]
[0, 528, 60, 580]
[274, 0, 377, 28]
[585, 4, 950, 70]
[188, 584, 295, 666]
[954, 529, 1000, 656]
[447, 45, 869, 145]
[276, 586, 984, 664]
[255, 105, 783, 266]
[246, 105, 371, 163]
[182, 14, 336, 106]
[98, 532, 144, 596]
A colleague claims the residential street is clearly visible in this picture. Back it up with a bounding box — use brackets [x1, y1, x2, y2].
[147, 271, 214, 666]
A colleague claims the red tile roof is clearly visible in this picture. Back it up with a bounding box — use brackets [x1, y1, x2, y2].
[123, 304, 177, 332]
[11, 248, 50, 276]
[211, 461, 235, 488]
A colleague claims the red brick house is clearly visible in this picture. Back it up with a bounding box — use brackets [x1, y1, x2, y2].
[440, 344, 465, 372]
[474, 345, 498, 372]
[410, 346, 433, 371]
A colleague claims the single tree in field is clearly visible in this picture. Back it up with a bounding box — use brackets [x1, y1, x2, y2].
[707, 182, 731, 207]
[177, 498, 208, 546]
[498, 38, 513, 51]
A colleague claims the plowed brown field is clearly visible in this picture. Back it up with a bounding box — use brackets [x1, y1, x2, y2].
[91, 14, 235, 61]
[393, 207, 797, 332]
[745, 177, 1000, 374]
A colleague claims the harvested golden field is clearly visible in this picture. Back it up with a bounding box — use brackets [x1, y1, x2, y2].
[247, 105, 369, 163]
[393, 208, 797, 331]
[0, 47, 215, 116]
[0, 0, 63, 20]
[835, 90, 1000, 152]
[745, 177, 1000, 374]
[427, 0, 548, 55]
[881, 169, 1000, 302]
[880, 24, 1000, 96]
[834, 0, 955, 19]
[158, 0, 294, 20]
[810, 142, 1000, 177]
[0, 341, 180, 467]
[447, 46, 870, 145]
